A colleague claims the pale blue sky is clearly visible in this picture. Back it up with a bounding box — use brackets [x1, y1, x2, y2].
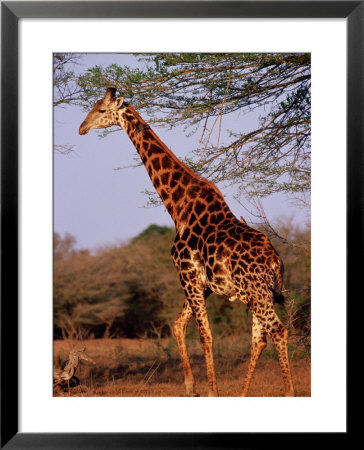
[54, 54, 310, 250]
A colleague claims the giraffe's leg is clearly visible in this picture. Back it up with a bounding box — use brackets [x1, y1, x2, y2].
[255, 298, 295, 397]
[240, 313, 267, 397]
[173, 299, 196, 396]
[269, 318, 295, 397]
[188, 294, 218, 397]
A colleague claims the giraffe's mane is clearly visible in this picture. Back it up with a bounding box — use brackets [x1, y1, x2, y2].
[126, 105, 225, 199]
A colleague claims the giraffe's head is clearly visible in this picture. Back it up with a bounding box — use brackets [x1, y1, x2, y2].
[79, 87, 126, 135]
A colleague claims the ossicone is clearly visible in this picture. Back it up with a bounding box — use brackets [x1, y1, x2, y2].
[106, 87, 117, 99]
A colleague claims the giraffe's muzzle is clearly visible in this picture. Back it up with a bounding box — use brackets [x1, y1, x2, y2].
[79, 121, 89, 135]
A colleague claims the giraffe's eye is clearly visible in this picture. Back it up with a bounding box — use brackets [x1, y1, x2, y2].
[99, 109, 106, 113]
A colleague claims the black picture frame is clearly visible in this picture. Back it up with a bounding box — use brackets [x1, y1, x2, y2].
[1, 1, 358, 448]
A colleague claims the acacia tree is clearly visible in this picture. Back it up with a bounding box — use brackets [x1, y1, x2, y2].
[53, 53, 83, 107]
[75, 53, 311, 200]
[54, 52, 311, 252]
[53, 53, 84, 154]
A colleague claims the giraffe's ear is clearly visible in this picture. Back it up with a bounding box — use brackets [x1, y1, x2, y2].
[105, 87, 117, 100]
[116, 97, 125, 109]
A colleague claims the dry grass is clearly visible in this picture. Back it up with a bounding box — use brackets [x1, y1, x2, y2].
[54, 336, 310, 397]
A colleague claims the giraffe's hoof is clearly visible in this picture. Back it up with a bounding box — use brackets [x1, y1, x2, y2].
[285, 391, 295, 397]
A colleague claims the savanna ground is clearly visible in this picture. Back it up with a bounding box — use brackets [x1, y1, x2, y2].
[54, 334, 310, 397]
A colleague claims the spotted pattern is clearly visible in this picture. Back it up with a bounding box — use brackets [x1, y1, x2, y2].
[79, 88, 295, 397]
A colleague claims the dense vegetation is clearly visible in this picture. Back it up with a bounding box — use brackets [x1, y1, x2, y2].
[54, 222, 310, 342]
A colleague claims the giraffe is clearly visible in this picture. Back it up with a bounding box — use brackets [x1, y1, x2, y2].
[79, 87, 295, 397]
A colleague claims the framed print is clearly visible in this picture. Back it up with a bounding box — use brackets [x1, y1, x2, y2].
[1, 1, 359, 448]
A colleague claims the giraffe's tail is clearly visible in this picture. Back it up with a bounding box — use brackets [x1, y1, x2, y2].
[271, 261, 285, 305]
[272, 289, 285, 305]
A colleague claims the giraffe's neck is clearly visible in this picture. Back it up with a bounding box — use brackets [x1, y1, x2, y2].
[118, 106, 225, 227]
